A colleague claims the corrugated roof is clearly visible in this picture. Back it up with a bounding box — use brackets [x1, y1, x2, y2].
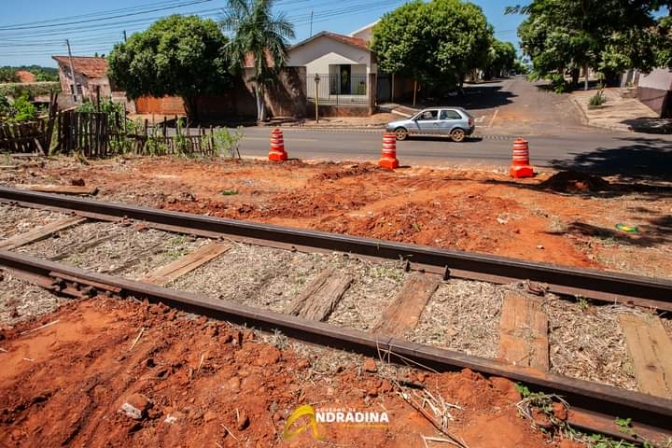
[52, 56, 108, 79]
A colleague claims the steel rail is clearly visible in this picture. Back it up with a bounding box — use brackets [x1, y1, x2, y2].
[1, 186, 671, 311]
[0, 249, 671, 445]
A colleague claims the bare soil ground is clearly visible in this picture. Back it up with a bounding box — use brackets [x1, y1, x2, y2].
[2, 157, 670, 279]
[0, 296, 566, 448]
[1, 156, 670, 447]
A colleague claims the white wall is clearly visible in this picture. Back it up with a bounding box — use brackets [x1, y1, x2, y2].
[638, 69, 672, 91]
[288, 35, 372, 74]
[351, 27, 374, 44]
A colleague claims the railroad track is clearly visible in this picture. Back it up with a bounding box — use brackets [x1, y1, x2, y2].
[0, 186, 671, 445]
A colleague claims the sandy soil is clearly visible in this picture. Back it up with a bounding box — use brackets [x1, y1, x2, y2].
[2, 157, 670, 279]
[0, 297, 569, 448]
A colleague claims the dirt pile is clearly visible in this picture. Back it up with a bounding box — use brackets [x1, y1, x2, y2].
[0, 297, 561, 447]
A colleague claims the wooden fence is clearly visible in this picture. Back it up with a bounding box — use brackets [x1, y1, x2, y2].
[0, 120, 50, 153]
[57, 111, 112, 157]
[0, 92, 58, 154]
[56, 111, 219, 158]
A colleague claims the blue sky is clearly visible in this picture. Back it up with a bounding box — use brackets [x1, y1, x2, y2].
[0, 0, 524, 67]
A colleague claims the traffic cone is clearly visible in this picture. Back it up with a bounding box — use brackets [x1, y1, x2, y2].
[510, 138, 534, 178]
[379, 132, 399, 169]
[269, 128, 288, 162]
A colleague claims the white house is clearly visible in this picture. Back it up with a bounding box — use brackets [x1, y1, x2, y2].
[287, 31, 376, 107]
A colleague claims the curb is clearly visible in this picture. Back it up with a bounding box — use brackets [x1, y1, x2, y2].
[570, 97, 636, 133]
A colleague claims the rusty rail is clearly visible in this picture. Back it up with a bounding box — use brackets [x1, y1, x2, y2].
[1, 186, 671, 311]
[0, 249, 671, 445]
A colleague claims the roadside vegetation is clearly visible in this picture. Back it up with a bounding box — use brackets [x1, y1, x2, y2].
[507, 0, 672, 93]
[108, 15, 232, 122]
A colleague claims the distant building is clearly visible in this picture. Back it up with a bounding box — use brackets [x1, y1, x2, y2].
[52, 56, 112, 100]
[16, 70, 36, 84]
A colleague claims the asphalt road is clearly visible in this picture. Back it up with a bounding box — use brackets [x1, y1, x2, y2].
[234, 77, 672, 177]
[238, 127, 672, 173]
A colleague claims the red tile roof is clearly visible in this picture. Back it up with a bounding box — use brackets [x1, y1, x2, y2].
[52, 56, 108, 79]
[323, 32, 369, 51]
[291, 31, 371, 52]
[16, 70, 36, 83]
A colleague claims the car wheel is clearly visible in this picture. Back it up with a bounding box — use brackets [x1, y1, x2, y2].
[450, 128, 466, 142]
[394, 127, 408, 141]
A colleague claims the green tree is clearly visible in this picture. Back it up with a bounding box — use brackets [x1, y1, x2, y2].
[108, 15, 232, 120]
[221, 0, 295, 122]
[508, 1, 671, 90]
[484, 40, 517, 79]
[372, 0, 493, 96]
[0, 67, 19, 83]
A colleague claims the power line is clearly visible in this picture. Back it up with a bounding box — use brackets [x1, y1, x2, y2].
[0, 0, 211, 30]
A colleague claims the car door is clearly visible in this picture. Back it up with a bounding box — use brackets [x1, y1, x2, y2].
[438, 109, 463, 136]
[415, 109, 440, 135]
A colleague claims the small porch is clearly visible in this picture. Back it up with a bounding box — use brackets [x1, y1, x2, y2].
[307, 64, 370, 107]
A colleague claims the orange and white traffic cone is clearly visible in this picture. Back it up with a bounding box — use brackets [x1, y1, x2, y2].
[510, 138, 534, 178]
[379, 132, 399, 169]
[269, 128, 288, 162]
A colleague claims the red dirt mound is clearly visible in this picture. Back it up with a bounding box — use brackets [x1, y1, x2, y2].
[0, 297, 563, 448]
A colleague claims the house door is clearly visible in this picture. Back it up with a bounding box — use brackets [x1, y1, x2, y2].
[340, 65, 351, 95]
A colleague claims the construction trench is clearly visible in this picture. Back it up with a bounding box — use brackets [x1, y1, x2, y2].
[0, 186, 671, 447]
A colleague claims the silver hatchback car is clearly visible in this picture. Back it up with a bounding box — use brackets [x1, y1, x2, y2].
[386, 107, 475, 142]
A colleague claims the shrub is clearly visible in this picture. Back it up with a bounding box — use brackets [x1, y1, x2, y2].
[589, 89, 606, 107]
[0, 94, 37, 122]
[213, 126, 244, 158]
[0, 82, 60, 99]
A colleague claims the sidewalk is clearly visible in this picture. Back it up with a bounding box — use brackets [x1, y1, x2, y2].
[569, 88, 669, 133]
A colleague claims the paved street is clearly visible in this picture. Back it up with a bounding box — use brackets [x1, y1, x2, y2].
[240, 127, 671, 174]
[232, 77, 672, 177]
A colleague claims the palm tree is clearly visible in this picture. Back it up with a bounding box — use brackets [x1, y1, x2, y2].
[222, 0, 295, 122]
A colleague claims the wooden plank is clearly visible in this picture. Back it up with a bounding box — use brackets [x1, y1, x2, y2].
[372, 273, 440, 337]
[140, 242, 230, 286]
[497, 292, 549, 371]
[0, 217, 86, 250]
[288, 268, 353, 321]
[619, 314, 672, 398]
[24, 185, 99, 196]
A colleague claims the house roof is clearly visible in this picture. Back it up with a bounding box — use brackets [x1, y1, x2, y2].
[16, 70, 36, 83]
[290, 31, 370, 53]
[52, 56, 108, 79]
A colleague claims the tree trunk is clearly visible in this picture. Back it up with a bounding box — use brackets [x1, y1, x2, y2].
[584, 63, 589, 91]
[254, 85, 267, 122]
[182, 96, 198, 122]
[571, 68, 580, 87]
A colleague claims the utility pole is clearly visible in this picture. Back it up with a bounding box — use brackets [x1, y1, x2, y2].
[123, 30, 127, 43]
[310, 10, 314, 37]
[66, 39, 78, 102]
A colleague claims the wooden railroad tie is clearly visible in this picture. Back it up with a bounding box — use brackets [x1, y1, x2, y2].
[0, 217, 87, 251]
[619, 313, 672, 399]
[497, 292, 550, 371]
[287, 268, 353, 322]
[373, 273, 440, 338]
[140, 242, 231, 287]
